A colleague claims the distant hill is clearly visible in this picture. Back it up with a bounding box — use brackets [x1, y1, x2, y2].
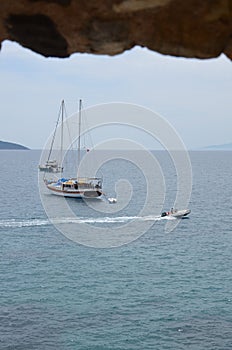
[204, 143, 232, 150]
[0, 140, 29, 150]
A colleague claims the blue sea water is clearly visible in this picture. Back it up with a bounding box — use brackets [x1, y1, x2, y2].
[0, 150, 232, 349]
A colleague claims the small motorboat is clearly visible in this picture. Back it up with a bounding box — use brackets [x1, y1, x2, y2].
[108, 197, 117, 204]
[161, 208, 191, 219]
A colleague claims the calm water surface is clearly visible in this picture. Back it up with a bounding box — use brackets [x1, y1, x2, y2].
[0, 150, 231, 349]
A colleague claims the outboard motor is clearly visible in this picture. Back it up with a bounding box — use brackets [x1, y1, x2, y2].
[161, 212, 167, 217]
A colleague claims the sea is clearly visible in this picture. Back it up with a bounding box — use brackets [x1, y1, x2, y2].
[0, 150, 232, 350]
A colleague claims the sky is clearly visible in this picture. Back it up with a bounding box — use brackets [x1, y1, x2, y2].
[0, 40, 231, 150]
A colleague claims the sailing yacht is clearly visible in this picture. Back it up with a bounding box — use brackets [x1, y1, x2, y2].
[44, 100, 103, 198]
[39, 101, 64, 173]
[39, 159, 63, 173]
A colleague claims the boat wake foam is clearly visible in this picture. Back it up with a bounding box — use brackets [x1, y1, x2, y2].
[0, 215, 176, 228]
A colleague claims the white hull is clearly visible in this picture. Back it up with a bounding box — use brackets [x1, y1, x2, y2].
[161, 209, 191, 218]
[46, 184, 102, 198]
[39, 159, 63, 173]
[39, 166, 63, 173]
[170, 209, 191, 218]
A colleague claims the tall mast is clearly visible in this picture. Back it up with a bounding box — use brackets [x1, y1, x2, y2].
[60, 100, 64, 171]
[77, 99, 82, 172]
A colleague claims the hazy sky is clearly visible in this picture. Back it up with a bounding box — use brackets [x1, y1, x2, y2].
[0, 40, 231, 149]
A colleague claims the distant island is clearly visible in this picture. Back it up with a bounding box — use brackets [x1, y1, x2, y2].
[204, 143, 232, 150]
[0, 140, 29, 150]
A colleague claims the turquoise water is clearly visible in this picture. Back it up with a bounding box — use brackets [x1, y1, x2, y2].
[0, 151, 232, 349]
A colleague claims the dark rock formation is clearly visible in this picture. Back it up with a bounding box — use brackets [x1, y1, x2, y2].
[0, 0, 232, 59]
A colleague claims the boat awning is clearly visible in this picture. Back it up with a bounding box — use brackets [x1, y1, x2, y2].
[58, 178, 68, 183]
[64, 180, 74, 185]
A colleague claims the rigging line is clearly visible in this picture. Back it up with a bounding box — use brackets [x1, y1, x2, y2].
[81, 101, 104, 179]
[81, 101, 95, 151]
[77, 99, 82, 174]
[60, 100, 64, 169]
[63, 101, 76, 153]
[47, 101, 63, 162]
[62, 101, 76, 177]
